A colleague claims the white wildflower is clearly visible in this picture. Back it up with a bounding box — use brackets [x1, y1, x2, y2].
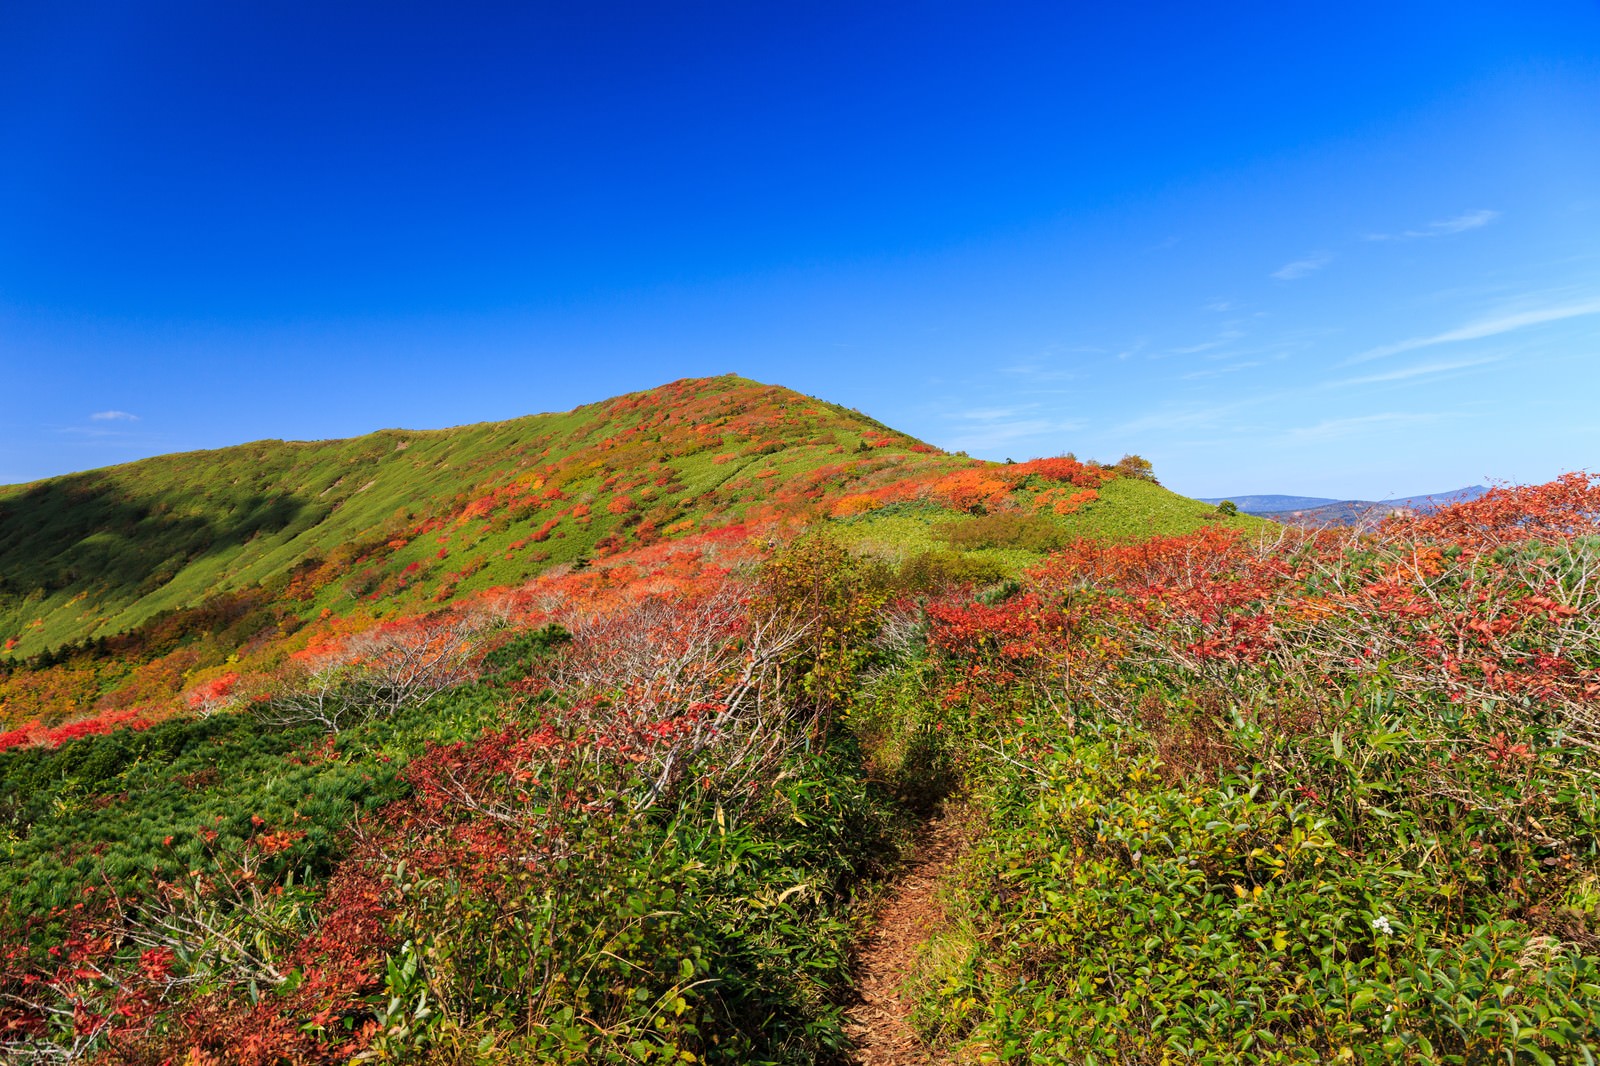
[1371, 915, 1394, 935]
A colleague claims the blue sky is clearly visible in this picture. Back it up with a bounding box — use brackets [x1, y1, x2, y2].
[2, 1, 1597, 498]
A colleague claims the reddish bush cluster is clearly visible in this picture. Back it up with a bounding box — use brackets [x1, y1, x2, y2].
[927, 475, 1600, 734]
[0, 708, 153, 753]
[1009, 455, 1112, 488]
[185, 672, 239, 713]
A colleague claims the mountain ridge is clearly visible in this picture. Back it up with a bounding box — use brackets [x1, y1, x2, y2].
[0, 374, 1252, 727]
[0, 374, 931, 655]
[1199, 485, 1489, 525]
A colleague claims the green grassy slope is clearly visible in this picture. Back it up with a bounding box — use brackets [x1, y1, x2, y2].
[0, 374, 1252, 664]
[0, 377, 894, 654]
[830, 476, 1267, 572]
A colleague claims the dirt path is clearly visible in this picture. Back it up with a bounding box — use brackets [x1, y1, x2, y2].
[843, 811, 964, 1065]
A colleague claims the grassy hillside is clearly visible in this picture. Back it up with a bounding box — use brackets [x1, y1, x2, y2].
[0, 375, 1251, 728]
[1, 375, 924, 655]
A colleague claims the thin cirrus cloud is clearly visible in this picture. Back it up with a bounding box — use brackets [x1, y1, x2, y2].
[944, 403, 1084, 451]
[1166, 328, 1246, 356]
[1284, 411, 1443, 443]
[1328, 355, 1502, 388]
[1345, 297, 1600, 365]
[1181, 360, 1264, 380]
[946, 417, 1085, 452]
[1364, 209, 1500, 242]
[1114, 398, 1260, 436]
[955, 405, 1039, 421]
[90, 410, 139, 421]
[1269, 210, 1495, 285]
[1271, 253, 1331, 281]
[998, 362, 1076, 383]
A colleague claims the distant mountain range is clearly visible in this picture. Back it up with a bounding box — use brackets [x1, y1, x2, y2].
[1198, 486, 1489, 527]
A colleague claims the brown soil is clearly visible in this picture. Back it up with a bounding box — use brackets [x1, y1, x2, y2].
[843, 810, 965, 1065]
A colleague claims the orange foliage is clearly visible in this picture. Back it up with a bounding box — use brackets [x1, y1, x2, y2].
[1010, 455, 1111, 488]
[930, 468, 1016, 512]
[1033, 486, 1100, 515]
[832, 494, 879, 517]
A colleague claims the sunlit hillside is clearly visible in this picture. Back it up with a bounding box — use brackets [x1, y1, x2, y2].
[0, 375, 1246, 731]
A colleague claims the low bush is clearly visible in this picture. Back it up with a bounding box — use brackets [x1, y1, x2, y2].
[936, 513, 1069, 554]
[919, 716, 1600, 1062]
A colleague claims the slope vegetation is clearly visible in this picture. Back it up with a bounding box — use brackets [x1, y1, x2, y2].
[1, 376, 927, 654]
[0, 375, 1245, 730]
[880, 475, 1600, 1061]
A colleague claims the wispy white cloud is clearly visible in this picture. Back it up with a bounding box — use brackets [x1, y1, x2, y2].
[51, 410, 153, 444]
[1114, 337, 1148, 361]
[999, 363, 1075, 382]
[1346, 297, 1600, 364]
[1365, 209, 1499, 242]
[1181, 360, 1264, 380]
[1168, 328, 1245, 355]
[1329, 356, 1502, 388]
[937, 400, 1082, 453]
[946, 418, 1085, 453]
[1430, 209, 1500, 234]
[955, 405, 1038, 421]
[1114, 399, 1261, 436]
[1203, 299, 1237, 312]
[1272, 253, 1331, 281]
[1284, 412, 1443, 443]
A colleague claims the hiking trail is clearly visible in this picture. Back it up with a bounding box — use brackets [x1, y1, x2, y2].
[844, 810, 965, 1065]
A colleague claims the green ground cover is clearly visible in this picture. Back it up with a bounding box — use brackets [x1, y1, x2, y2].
[854, 491, 1600, 1064]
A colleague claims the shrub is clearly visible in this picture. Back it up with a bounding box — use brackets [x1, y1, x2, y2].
[1115, 453, 1159, 482]
[920, 720, 1600, 1062]
[936, 513, 1069, 553]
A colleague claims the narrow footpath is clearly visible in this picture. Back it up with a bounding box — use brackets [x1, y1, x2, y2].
[843, 811, 965, 1066]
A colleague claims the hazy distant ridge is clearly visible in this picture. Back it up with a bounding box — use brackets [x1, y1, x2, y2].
[1196, 494, 1342, 512]
[1199, 486, 1489, 526]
